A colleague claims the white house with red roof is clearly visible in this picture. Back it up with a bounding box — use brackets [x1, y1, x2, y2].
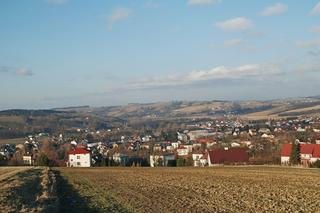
[177, 146, 189, 156]
[67, 148, 91, 167]
[281, 143, 320, 165]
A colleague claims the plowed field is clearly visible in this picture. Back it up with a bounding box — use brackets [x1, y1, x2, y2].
[55, 167, 320, 213]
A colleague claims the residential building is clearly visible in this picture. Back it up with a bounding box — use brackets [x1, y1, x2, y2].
[208, 148, 249, 166]
[281, 143, 320, 165]
[67, 148, 91, 167]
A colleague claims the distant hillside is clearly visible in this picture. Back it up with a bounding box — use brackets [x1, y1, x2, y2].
[0, 109, 61, 116]
[2, 96, 320, 123]
[53, 105, 90, 111]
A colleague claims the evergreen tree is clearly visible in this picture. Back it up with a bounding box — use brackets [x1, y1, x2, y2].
[36, 153, 49, 166]
[177, 157, 185, 167]
[290, 143, 300, 165]
[185, 156, 194, 167]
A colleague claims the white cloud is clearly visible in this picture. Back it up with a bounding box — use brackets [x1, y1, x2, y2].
[216, 17, 253, 32]
[310, 25, 320, 33]
[144, 1, 160, 9]
[224, 38, 243, 47]
[297, 39, 320, 48]
[0, 66, 34, 77]
[107, 8, 132, 31]
[261, 3, 288, 16]
[127, 64, 280, 89]
[187, 0, 220, 6]
[15, 68, 34, 76]
[295, 63, 320, 73]
[46, 0, 68, 5]
[311, 1, 320, 15]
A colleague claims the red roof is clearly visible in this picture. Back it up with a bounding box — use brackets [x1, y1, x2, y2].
[178, 146, 187, 149]
[313, 145, 320, 158]
[208, 148, 248, 164]
[281, 143, 320, 158]
[196, 138, 214, 143]
[300, 144, 315, 155]
[68, 148, 90, 155]
[281, 144, 292, 157]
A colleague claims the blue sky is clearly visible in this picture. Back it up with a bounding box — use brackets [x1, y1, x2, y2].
[0, 0, 320, 109]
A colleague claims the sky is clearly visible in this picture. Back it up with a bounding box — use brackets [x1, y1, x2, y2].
[0, 0, 320, 109]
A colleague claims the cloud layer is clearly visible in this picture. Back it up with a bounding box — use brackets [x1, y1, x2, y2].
[297, 39, 320, 48]
[107, 7, 132, 31]
[187, 0, 220, 6]
[216, 17, 253, 32]
[127, 63, 281, 90]
[0, 66, 34, 77]
[261, 3, 288, 16]
[310, 25, 320, 33]
[311, 2, 320, 15]
[224, 38, 243, 47]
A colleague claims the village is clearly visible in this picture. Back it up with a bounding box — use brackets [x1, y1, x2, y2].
[1, 115, 320, 168]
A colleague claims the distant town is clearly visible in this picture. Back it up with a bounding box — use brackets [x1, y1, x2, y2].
[1, 98, 320, 169]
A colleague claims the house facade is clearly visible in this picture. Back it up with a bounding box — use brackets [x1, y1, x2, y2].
[67, 148, 91, 167]
[111, 153, 128, 166]
[150, 154, 176, 167]
[23, 155, 33, 166]
[281, 143, 320, 165]
[177, 146, 189, 156]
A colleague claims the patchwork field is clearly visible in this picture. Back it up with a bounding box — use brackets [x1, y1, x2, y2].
[55, 167, 320, 213]
[1, 166, 320, 212]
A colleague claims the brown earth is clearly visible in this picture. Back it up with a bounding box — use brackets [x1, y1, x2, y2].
[54, 166, 320, 213]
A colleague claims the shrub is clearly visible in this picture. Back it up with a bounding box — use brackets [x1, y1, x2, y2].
[311, 160, 320, 168]
[36, 153, 49, 166]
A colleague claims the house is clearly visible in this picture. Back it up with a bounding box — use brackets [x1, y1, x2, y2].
[192, 153, 204, 161]
[67, 148, 91, 167]
[177, 146, 189, 156]
[171, 142, 180, 149]
[23, 155, 33, 166]
[261, 134, 275, 139]
[241, 141, 252, 147]
[231, 142, 240, 147]
[208, 148, 249, 166]
[177, 132, 188, 142]
[259, 128, 271, 134]
[150, 154, 176, 167]
[166, 145, 174, 151]
[153, 144, 162, 152]
[296, 127, 306, 132]
[280, 144, 291, 164]
[140, 144, 150, 150]
[187, 130, 215, 140]
[111, 153, 128, 166]
[281, 143, 320, 165]
[192, 152, 207, 167]
[192, 143, 202, 149]
[184, 144, 193, 153]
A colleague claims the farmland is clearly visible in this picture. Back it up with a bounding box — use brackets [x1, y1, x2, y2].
[1, 166, 320, 212]
[54, 167, 320, 213]
[0, 167, 57, 213]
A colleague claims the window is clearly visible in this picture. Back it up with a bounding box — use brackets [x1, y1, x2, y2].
[77, 156, 80, 159]
[77, 162, 81, 166]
